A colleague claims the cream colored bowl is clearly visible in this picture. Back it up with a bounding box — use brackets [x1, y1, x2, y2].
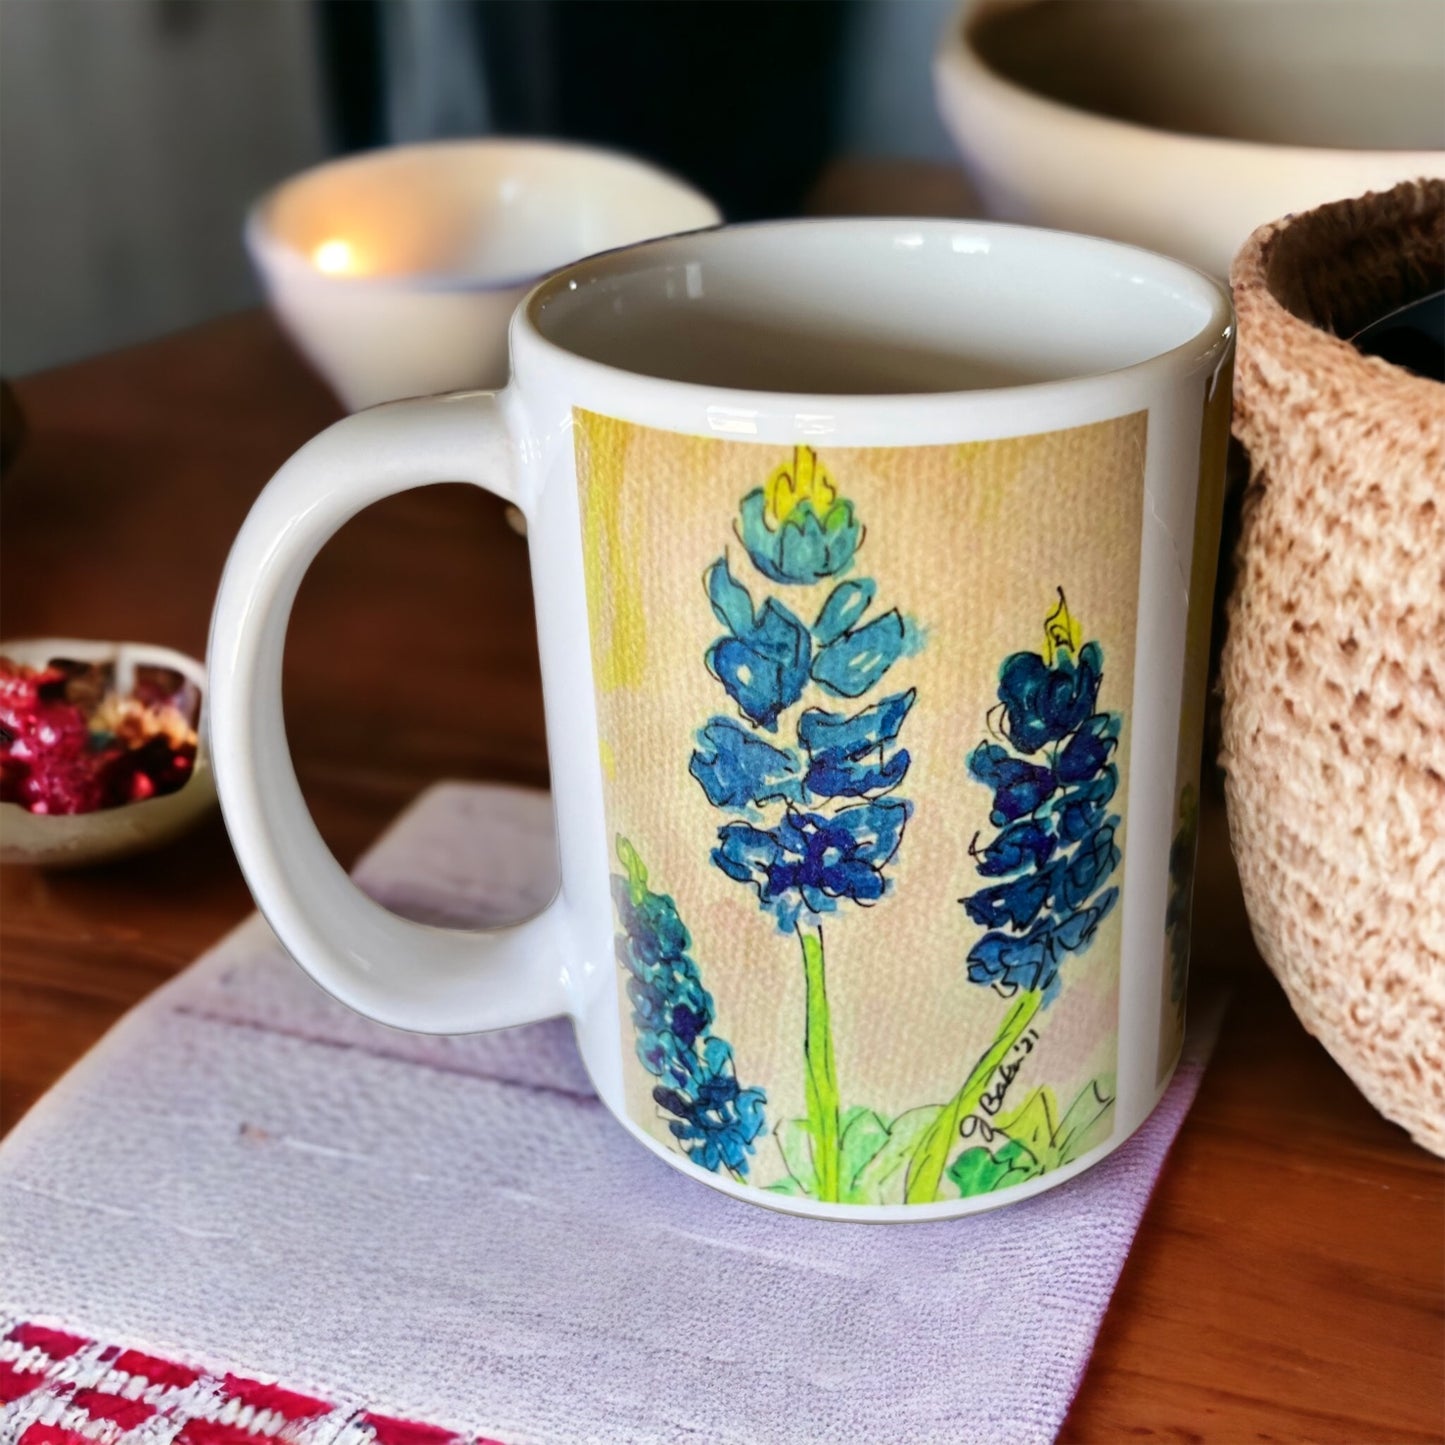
[247, 139, 720, 411]
[935, 0, 1445, 276]
[0, 639, 215, 868]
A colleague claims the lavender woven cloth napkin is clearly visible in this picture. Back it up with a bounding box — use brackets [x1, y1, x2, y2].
[0, 783, 1223, 1445]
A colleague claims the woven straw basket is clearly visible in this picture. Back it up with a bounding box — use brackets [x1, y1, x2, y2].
[1221, 179, 1444, 1155]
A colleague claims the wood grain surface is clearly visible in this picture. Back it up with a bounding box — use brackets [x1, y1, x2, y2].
[2, 308, 1441, 1443]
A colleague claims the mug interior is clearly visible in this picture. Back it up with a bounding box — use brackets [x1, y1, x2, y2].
[969, 0, 1445, 152]
[528, 220, 1229, 394]
[251, 140, 719, 289]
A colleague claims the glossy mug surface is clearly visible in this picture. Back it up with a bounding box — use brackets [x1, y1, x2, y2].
[209, 220, 1233, 1220]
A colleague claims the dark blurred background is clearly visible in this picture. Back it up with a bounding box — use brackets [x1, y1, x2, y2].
[0, 0, 960, 376]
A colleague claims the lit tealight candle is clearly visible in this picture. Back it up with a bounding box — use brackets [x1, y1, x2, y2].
[312, 238, 356, 275]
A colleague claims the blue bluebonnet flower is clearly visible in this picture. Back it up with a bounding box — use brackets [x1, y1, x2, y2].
[713, 799, 911, 932]
[962, 593, 1122, 999]
[703, 559, 811, 732]
[736, 448, 862, 585]
[692, 456, 919, 941]
[688, 449, 920, 1203]
[613, 837, 766, 1175]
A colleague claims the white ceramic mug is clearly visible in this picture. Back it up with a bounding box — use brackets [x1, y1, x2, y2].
[246, 139, 720, 409]
[210, 219, 1233, 1220]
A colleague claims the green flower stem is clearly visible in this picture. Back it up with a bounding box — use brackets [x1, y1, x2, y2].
[904, 988, 1044, 1204]
[799, 924, 841, 1203]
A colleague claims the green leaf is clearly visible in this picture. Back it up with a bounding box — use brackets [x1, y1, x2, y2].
[850, 1105, 943, 1205]
[775, 1117, 818, 1196]
[1052, 1075, 1117, 1167]
[838, 1107, 890, 1202]
[947, 1147, 1003, 1197]
[948, 1138, 1042, 1198]
[993, 1084, 1062, 1161]
[992, 1075, 1117, 1173]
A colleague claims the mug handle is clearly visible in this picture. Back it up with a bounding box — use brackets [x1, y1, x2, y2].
[208, 391, 572, 1034]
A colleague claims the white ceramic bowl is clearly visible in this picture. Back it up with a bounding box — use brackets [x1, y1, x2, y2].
[935, 0, 1445, 276]
[0, 639, 216, 868]
[246, 139, 721, 410]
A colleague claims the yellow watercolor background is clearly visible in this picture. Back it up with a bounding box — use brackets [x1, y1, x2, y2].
[574, 408, 1147, 1182]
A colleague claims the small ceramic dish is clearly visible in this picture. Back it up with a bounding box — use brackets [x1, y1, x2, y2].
[935, 0, 1445, 276]
[246, 138, 721, 410]
[0, 639, 216, 868]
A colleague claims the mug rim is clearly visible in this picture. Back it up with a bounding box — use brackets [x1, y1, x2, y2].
[513, 216, 1234, 415]
[245, 136, 722, 297]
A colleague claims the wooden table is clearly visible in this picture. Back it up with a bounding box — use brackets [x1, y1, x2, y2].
[2, 311, 1441, 1443]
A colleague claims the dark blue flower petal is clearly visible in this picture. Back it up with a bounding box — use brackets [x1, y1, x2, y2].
[799, 690, 915, 758]
[805, 746, 911, 801]
[670, 1001, 707, 1049]
[997, 642, 1103, 754]
[829, 797, 911, 871]
[732, 1086, 768, 1153]
[798, 690, 916, 799]
[966, 919, 1055, 991]
[1052, 887, 1118, 954]
[704, 558, 810, 728]
[820, 858, 886, 902]
[971, 819, 1056, 878]
[710, 800, 911, 928]
[964, 872, 1119, 994]
[968, 741, 1057, 823]
[1057, 820, 1121, 910]
[706, 604, 810, 731]
[963, 862, 1055, 931]
[811, 610, 908, 698]
[1054, 767, 1117, 843]
[1055, 712, 1118, 785]
[689, 717, 805, 809]
[712, 821, 778, 887]
[813, 579, 876, 643]
[661, 1058, 769, 1174]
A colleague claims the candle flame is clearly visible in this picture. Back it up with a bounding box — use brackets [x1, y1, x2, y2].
[312, 238, 355, 275]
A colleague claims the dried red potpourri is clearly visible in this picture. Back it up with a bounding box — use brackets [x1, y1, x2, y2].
[0, 656, 200, 815]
